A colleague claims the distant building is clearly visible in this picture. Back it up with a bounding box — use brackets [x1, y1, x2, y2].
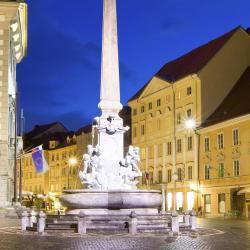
[128, 26, 250, 212]
[0, 0, 27, 207]
[198, 67, 250, 218]
[18, 122, 79, 209]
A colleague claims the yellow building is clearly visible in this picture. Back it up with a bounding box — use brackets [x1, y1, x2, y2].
[0, 0, 27, 207]
[199, 67, 250, 218]
[128, 26, 250, 212]
[18, 122, 80, 209]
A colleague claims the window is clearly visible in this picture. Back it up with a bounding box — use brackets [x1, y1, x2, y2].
[141, 106, 145, 113]
[177, 168, 182, 181]
[157, 119, 161, 129]
[187, 86, 192, 96]
[157, 98, 161, 107]
[187, 108, 192, 118]
[177, 112, 181, 125]
[218, 163, 224, 178]
[233, 160, 240, 176]
[187, 136, 193, 151]
[133, 127, 137, 138]
[149, 146, 154, 159]
[141, 124, 145, 136]
[188, 166, 192, 180]
[204, 137, 210, 152]
[56, 154, 59, 161]
[158, 170, 162, 183]
[157, 144, 163, 157]
[133, 108, 137, 116]
[204, 194, 211, 213]
[217, 133, 224, 149]
[167, 169, 172, 183]
[52, 154, 55, 161]
[205, 165, 210, 180]
[148, 102, 152, 110]
[141, 148, 146, 160]
[218, 194, 225, 214]
[177, 139, 182, 153]
[233, 128, 239, 146]
[167, 142, 172, 155]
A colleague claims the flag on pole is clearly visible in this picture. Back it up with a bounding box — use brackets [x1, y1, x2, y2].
[31, 145, 49, 173]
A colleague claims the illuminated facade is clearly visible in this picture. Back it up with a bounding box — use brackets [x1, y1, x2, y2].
[0, 0, 27, 207]
[128, 26, 250, 212]
[199, 67, 250, 218]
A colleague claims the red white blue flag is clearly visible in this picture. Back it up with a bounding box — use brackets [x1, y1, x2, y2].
[31, 145, 48, 173]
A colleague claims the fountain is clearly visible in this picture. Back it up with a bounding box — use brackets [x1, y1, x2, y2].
[60, 0, 162, 217]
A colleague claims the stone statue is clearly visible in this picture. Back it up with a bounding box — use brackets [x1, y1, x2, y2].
[119, 146, 142, 186]
[79, 145, 108, 189]
[96, 115, 129, 135]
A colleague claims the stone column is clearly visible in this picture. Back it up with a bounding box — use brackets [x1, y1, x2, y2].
[129, 211, 137, 235]
[171, 211, 179, 233]
[77, 212, 87, 234]
[98, 0, 122, 116]
[21, 211, 28, 231]
[190, 210, 197, 230]
[37, 211, 46, 233]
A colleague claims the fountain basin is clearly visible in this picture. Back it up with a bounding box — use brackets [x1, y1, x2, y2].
[60, 189, 162, 211]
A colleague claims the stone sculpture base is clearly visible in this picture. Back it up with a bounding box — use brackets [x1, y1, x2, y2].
[60, 189, 162, 214]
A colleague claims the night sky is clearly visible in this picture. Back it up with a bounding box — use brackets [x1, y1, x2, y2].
[17, 0, 250, 132]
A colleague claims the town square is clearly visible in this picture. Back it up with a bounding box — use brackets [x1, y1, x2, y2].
[0, 0, 250, 249]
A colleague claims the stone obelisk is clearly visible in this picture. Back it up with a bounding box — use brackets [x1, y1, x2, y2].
[98, 0, 122, 116]
[95, 0, 126, 189]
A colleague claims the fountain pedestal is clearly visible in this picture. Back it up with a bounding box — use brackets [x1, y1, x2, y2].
[60, 189, 162, 215]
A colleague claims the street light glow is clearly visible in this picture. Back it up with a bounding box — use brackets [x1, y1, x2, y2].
[69, 157, 77, 165]
[185, 118, 196, 130]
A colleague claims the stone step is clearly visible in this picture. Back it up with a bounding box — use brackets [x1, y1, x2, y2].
[87, 224, 125, 230]
[138, 228, 171, 234]
[45, 228, 76, 233]
[137, 224, 170, 230]
[46, 223, 76, 229]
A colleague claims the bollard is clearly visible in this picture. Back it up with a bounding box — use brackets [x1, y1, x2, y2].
[171, 211, 179, 233]
[21, 211, 28, 231]
[129, 211, 137, 235]
[77, 212, 87, 234]
[37, 211, 46, 233]
[29, 210, 37, 227]
[190, 210, 197, 230]
[184, 211, 190, 227]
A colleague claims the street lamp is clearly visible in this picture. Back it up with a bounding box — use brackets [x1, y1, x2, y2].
[67, 157, 77, 189]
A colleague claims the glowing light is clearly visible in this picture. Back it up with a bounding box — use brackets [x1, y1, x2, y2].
[13, 33, 20, 42]
[185, 118, 196, 130]
[11, 22, 18, 32]
[187, 192, 195, 210]
[54, 201, 61, 210]
[69, 157, 77, 165]
[176, 192, 183, 210]
[167, 193, 172, 211]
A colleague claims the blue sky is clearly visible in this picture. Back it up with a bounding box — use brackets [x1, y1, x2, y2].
[17, 0, 250, 131]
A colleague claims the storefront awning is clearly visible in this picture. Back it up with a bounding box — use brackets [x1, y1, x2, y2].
[237, 187, 250, 195]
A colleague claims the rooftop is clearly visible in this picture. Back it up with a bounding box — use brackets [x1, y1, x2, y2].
[202, 67, 250, 127]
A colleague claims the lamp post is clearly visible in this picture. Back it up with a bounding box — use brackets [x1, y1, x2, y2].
[67, 157, 77, 189]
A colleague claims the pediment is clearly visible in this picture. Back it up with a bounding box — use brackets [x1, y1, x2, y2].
[139, 77, 169, 100]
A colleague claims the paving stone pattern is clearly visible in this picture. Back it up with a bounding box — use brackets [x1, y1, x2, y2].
[0, 218, 250, 250]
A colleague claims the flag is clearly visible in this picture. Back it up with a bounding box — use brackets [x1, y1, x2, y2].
[31, 145, 49, 173]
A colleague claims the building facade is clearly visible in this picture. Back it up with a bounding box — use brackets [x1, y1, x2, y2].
[199, 67, 250, 218]
[0, 0, 27, 207]
[128, 26, 250, 213]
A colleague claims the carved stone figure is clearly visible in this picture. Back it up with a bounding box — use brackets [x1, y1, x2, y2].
[79, 145, 107, 189]
[119, 146, 142, 186]
[97, 115, 129, 135]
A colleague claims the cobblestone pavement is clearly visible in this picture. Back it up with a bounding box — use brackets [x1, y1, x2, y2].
[0, 217, 250, 250]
